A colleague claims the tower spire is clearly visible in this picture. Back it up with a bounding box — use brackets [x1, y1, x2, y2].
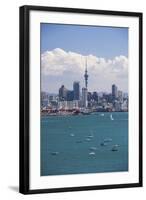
[84, 57, 89, 89]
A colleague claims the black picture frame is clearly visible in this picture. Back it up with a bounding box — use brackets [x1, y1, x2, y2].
[19, 5, 143, 194]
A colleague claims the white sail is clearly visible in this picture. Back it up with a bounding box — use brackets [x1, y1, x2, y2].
[110, 114, 114, 120]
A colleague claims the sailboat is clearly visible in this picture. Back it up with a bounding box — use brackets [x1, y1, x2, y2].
[110, 114, 114, 120]
[87, 131, 94, 138]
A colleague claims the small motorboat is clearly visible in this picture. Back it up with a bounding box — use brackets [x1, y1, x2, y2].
[81, 111, 90, 115]
[86, 131, 94, 139]
[100, 142, 107, 146]
[89, 147, 97, 151]
[87, 134, 94, 138]
[111, 144, 119, 151]
[85, 137, 92, 141]
[70, 133, 75, 137]
[51, 152, 59, 155]
[104, 138, 112, 142]
[89, 152, 96, 155]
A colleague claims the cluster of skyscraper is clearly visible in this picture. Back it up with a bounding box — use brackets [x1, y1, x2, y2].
[58, 61, 89, 109]
[59, 82, 80, 102]
[58, 82, 89, 108]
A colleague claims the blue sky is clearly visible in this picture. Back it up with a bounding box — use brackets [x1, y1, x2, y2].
[41, 23, 128, 59]
[41, 23, 128, 93]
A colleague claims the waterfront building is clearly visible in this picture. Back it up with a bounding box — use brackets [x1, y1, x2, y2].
[66, 101, 74, 110]
[114, 100, 122, 111]
[41, 92, 49, 108]
[121, 100, 128, 111]
[41, 99, 49, 108]
[73, 81, 80, 100]
[58, 101, 68, 110]
[49, 101, 58, 109]
[59, 85, 68, 101]
[118, 90, 123, 102]
[73, 100, 79, 109]
[49, 95, 56, 102]
[58, 100, 79, 110]
[41, 91, 48, 98]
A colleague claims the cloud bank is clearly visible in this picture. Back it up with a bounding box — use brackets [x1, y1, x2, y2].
[41, 48, 128, 93]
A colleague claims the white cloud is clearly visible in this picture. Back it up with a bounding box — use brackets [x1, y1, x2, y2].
[41, 48, 128, 92]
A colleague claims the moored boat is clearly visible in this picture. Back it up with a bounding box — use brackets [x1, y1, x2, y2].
[111, 144, 119, 151]
[51, 152, 59, 155]
[104, 138, 112, 142]
[89, 151, 96, 155]
[89, 147, 97, 151]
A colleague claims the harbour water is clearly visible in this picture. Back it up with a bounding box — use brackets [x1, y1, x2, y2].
[41, 112, 128, 176]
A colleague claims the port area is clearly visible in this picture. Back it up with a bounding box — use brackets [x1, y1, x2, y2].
[41, 108, 127, 116]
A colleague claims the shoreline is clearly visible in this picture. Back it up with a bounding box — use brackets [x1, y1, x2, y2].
[41, 110, 128, 117]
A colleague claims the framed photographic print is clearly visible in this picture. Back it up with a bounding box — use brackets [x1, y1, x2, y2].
[19, 5, 143, 194]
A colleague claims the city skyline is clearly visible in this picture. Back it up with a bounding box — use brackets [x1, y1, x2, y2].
[41, 43, 128, 113]
[41, 83, 128, 95]
[41, 81, 128, 113]
[41, 24, 128, 93]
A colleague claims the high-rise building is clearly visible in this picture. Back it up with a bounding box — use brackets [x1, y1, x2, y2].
[82, 87, 88, 108]
[41, 92, 48, 107]
[58, 101, 67, 110]
[118, 90, 123, 102]
[59, 85, 67, 101]
[87, 92, 92, 101]
[92, 91, 98, 102]
[49, 95, 56, 102]
[113, 100, 122, 111]
[112, 84, 118, 100]
[84, 58, 89, 89]
[73, 81, 80, 100]
[66, 90, 74, 101]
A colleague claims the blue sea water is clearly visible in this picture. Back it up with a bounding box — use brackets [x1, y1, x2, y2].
[41, 112, 128, 176]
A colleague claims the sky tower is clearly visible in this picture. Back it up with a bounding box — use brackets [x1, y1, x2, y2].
[84, 58, 89, 89]
[82, 57, 89, 108]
